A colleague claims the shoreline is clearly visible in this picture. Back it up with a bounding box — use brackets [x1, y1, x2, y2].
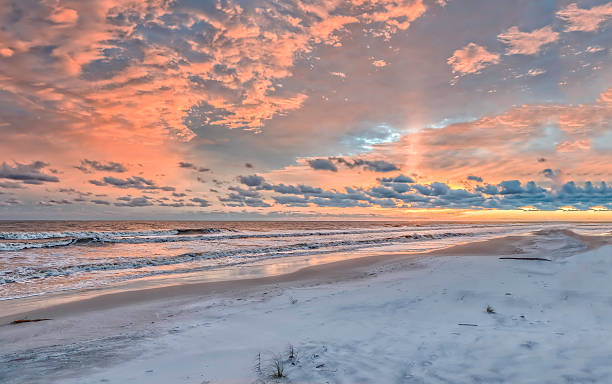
[2, 229, 609, 324]
[0, 250, 423, 323]
[2, 222, 539, 317]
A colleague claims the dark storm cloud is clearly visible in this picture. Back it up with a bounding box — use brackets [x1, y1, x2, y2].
[365, 186, 403, 199]
[38, 199, 72, 206]
[541, 169, 564, 184]
[218, 186, 271, 207]
[377, 175, 416, 194]
[0, 198, 23, 207]
[476, 184, 499, 195]
[159, 201, 191, 208]
[179, 162, 210, 172]
[235, 177, 611, 211]
[238, 175, 266, 187]
[497, 180, 546, 195]
[89, 179, 107, 186]
[333, 158, 399, 173]
[307, 158, 338, 172]
[75, 159, 127, 173]
[256, 183, 323, 195]
[307, 157, 400, 173]
[81, 39, 145, 81]
[389, 175, 415, 183]
[91, 199, 111, 205]
[0, 181, 24, 189]
[59, 188, 91, 195]
[499, 180, 525, 195]
[114, 196, 153, 207]
[0, 161, 59, 183]
[467, 175, 483, 182]
[184, 101, 235, 128]
[390, 183, 411, 193]
[89, 176, 175, 191]
[413, 182, 451, 196]
[191, 197, 211, 207]
[309, 197, 372, 208]
[228, 186, 261, 198]
[554, 182, 612, 209]
[272, 195, 311, 207]
[243, 198, 272, 208]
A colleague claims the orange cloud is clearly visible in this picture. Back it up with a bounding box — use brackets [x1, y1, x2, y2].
[266, 87, 612, 190]
[0, 0, 432, 150]
[557, 2, 612, 32]
[556, 139, 591, 152]
[497, 25, 559, 55]
[447, 43, 500, 75]
[48, 7, 79, 25]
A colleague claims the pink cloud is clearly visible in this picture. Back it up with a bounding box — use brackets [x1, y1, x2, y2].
[0, 47, 13, 57]
[556, 2, 612, 32]
[527, 68, 547, 76]
[556, 139, 591, 152]
[599, 87, 612, 104]
[586, 45, 605, 53]
[310, 15, 359, 45]
[358, 0, 427, 30]
[271, 87, 612, 189]
[0, 0, 432, 147]
[497, 25, 559, 55]
[48, 8, 79, 25]
[0, 0, 436, 211]
[447, 43, 500, 74]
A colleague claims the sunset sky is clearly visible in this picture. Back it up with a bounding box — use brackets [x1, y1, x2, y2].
[0, 0, 611, 220]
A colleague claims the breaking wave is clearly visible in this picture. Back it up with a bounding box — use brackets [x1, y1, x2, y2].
[0, 228, 228, 251]
[0, 228, 225, 241]
[0, 231, 470, 284]
[0, 227, 472, 251]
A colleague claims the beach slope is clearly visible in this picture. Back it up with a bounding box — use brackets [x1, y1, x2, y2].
[1, 229, 611, 383]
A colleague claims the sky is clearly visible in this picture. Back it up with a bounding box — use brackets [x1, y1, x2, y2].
[0, 0, 611, 220]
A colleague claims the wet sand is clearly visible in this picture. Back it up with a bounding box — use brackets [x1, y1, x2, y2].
[3, 229, 610, 324]
[0, 232, 557, 323]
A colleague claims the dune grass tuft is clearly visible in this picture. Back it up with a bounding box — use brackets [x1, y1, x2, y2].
[271, 355, 285, 378]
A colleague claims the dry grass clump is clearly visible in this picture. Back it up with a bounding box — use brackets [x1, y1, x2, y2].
[254, 344, 299, 380]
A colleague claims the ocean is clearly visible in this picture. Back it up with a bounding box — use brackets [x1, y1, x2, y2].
[1, 221, 610, 301]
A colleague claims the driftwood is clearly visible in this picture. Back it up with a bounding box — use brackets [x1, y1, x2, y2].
[499, 257, 551, 261]
[458, 323, 478, 326]
[10, 318, 51, 325]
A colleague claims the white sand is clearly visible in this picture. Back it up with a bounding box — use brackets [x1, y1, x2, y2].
[2, 229, 612, 383]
